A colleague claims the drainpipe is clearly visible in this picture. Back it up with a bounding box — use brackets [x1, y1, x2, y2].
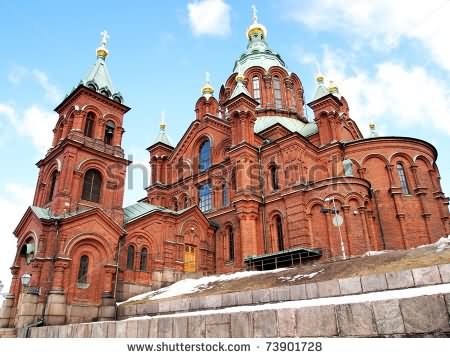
[113, 235, 125, 320]
[258, 146, 269, 253]
[22, 318, 44, 338]
[371, 188, 386, 250]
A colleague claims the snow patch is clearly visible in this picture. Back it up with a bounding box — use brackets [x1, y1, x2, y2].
[118, 268, 288, 305]
[279, 269, 325, 282]
[416, 237, 450, 252]
[363, 250, 389, 257]
[126, 283, 450, 321]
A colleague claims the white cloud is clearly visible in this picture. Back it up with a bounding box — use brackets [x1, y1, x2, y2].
[290, 0, 450, 71]
[31, 70, 62, 103]
[7, 66, 62, 103]
[0, 183, 34, 293]
[0, 103, 56, 155]
[187, 0, 231, 37]
[307, 47, 450, 137]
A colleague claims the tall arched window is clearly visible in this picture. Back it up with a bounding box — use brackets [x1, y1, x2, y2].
[140, 248, 148, 271]
[47, 171, 58, 203]
[104, 121, 115, 145]
[275, 215, 284, 251]
[273, 76, 282, 109]
[231, 167, 237, 191]
[252, 76, 261, 103]
[81, 169, 102, 202]
[84, 112, 95, 138]
[77, 255, 89, 283]
[228, 226, 234, 261]
[127, 245, 135, 270]
[396, 162, 410, 194]
[222, 182, 229, 207]
[172, 198, 178, 211]
[198, 183, 212, 212]
[199, 139, 211, 171]
[270, 165, 279, 190]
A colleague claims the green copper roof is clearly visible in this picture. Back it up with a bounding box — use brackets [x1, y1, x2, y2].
[254, 116, 318, 137]
[152, 127, 173, 147]
[31, 206, 53, 220]
[233, 24, 286, 75]
[124, 202, 190, 224]
[230, 79, 252, 99]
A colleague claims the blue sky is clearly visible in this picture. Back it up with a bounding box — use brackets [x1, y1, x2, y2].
[0, 0, 449, 289]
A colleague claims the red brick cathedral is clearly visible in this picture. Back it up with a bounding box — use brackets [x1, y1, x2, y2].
[1, 14, 449, 327]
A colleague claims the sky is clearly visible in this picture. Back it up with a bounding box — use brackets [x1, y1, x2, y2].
[0, 0, 449, 291]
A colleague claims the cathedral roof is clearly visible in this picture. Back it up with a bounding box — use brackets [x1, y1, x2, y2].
[123, 202, 192, 224]
[151, 112, 173, 147]
[254, 116, 318, 137]
[79, 31, 124, 103]
[311, 74, 330, 101]
[233, 7, 286, 75]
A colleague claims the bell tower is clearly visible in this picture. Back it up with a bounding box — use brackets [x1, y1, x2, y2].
[32, 31, 131, 223]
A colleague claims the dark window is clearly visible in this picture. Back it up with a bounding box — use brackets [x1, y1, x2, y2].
[231, 168, 237, 191]
[276, 216, 284, 251]
[228, 226, 234, 261]
[77, 255, 89, 283]
[127, 245, 135, 270]
[252, 76, 261, 103]
[270, 165, 279, 190]
[273, 76, 282, 109]
[198, 183, 212, 212]
[47, 171, 58, 203]
[222, 183, 229, 207]
[184, 196, 189, 208]
[104, 121, 115, 145]
[84, 112, 95, 138]
[81, 169, 102, 202]
[396, 162, 410, 194]
[199, 139, 211, 171]
[173, 198, 178, 211]
[140, 248, 148, 271]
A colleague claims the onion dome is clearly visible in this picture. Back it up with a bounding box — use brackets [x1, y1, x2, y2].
[233, 6, 286, 75]
[328, 80, 340, 97]
[153, 111, 173, 146]
[311, 73, 330, 101]
[201, 72, 214, 99]
[81, 31, 124, 103]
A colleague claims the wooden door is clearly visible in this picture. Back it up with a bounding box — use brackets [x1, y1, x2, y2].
[184, 245, 196, 272]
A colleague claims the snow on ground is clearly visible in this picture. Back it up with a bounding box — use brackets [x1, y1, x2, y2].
[126, 283, 450, 321]
[363, 250, 389, 257]
[118, 268, 289, 305]
[417, 237, 450, 252]
[279, 269, 325, 282]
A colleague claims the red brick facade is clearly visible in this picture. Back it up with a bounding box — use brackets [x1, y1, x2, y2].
[1, 22, 449, 327]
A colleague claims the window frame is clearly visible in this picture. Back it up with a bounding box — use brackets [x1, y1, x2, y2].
[139, 248, 148, 272]
[198, 183, 212, 212]
[81, 169, 102, 203]
[84, 112, 95, 138]
[396, 162, 411, 195]
[47, 171, 58, 203]
[77, 255, 89, 284]
[275, 215, 284, 251]
[252, 76, 261, 103]
[199, 139, 212, 172]
[126, 245, 135, 270]
[273, 76, 282, 109]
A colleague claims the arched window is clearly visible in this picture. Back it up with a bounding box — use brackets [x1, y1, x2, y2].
[126, 245, 135, 270]
[104, 121, 115, 145]
[20, 237, 36, 264]
[198, 183, 212, 212]
[140, 248, 148, 271]
[252, 76, 261, 103]
[275, 216, 284, 251]
[273, 76, 282, 109]
[396, 162, 410, 194]
[172, 198, 178, 211]
[231, 167, 237, 191]
[228, 226, 234, 261]
[270, 165, 279, 190]
[84, 112, 95, 138]
[184, 196, 190, 209]
[222, 182, 229, 207]
[81, 169, 102, 202]
[199, 139, 211, 171]
[47, 171, 58, 203]
[77, 255, 89, 283]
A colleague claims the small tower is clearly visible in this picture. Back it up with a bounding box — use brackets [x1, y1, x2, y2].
[33, 31, 131, 222]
